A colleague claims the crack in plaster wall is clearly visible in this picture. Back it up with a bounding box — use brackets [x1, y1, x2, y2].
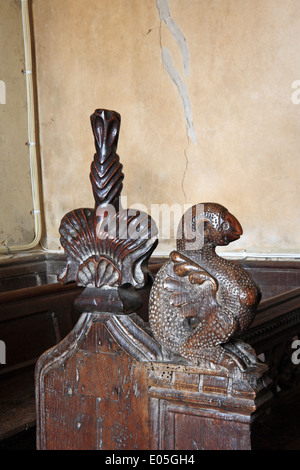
[156, 0, 197, 201]
[156, 0, 190, 78]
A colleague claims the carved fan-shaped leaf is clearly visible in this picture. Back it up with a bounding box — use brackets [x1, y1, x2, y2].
[58, 208, 98, 284]
[77, 256, 121, 288]
[59, 208, 97, 262]
[95, 207, 158, 288]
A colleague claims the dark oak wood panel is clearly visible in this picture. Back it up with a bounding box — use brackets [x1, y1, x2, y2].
[36, 312, 271, 450]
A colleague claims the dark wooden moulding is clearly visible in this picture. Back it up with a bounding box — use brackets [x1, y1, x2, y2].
[34, 109, 300, 450]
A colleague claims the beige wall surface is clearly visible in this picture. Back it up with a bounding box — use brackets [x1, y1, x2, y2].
[0, 0, 34, 247]
[32, 0, 300, 256]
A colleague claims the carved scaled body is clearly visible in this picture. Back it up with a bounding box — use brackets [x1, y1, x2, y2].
[149, 203, 261, 370]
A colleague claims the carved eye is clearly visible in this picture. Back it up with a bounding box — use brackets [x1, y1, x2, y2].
[222, 222, 230, 231]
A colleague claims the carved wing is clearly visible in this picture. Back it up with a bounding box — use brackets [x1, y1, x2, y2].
[164, 251, 218, 319]
[170, 251, 218, 290]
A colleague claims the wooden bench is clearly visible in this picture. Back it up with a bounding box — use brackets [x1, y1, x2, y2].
[35, 265, 300, 450]
[1, 255, 299, 449]
[0, 278, 82, 446]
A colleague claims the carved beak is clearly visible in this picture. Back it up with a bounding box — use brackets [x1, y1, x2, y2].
[225, 212, 243, 242]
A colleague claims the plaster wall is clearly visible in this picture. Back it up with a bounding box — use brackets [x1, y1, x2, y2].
[0, 0, 34, 247]
[31, 0, 300, 255]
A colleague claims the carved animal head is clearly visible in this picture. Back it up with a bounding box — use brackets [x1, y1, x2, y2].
[176, 202, 243, 250]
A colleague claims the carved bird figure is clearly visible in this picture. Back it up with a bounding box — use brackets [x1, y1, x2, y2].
[149, 202, 261, 371]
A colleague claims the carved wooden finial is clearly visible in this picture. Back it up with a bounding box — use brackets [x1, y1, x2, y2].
[58, 109, 158, 298]
[149, 202, 262, 371]
[90, 109, 124, 209]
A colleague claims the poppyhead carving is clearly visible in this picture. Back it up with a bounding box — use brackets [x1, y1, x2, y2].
[58, 109, 158, 290]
